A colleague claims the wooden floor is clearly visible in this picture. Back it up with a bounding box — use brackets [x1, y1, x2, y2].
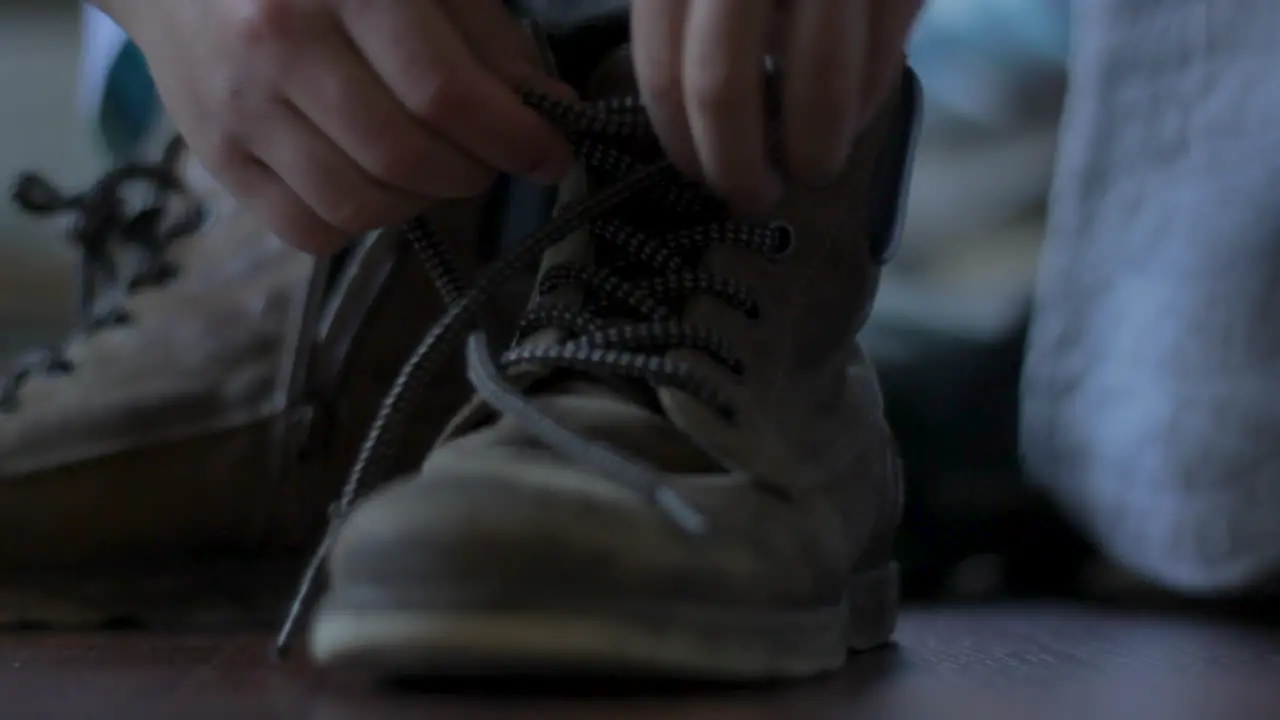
[4, 604, 1278, 719]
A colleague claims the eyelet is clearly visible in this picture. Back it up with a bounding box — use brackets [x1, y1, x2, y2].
[764, 221, 796, 261]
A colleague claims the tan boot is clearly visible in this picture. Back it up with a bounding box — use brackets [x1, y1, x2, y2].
[0, 139, 490, 627]
[304, 53, 922, 679]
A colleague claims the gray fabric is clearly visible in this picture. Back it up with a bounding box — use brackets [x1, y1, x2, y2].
[1023, 0, 1280, 594]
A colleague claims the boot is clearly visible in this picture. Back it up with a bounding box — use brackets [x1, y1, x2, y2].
[0, 138, 492, 627]
[303, 52, 922, 679]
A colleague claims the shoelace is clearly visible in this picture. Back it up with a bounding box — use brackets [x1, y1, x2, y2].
[274, 91, 795, 655]
[0, 138, 205, 412]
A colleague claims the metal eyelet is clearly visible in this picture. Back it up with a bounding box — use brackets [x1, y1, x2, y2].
[764, 221, 796, 261]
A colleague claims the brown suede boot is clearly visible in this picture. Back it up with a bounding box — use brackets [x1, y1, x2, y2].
[302, 52, 922, 679]
[0, 140, 492, 628]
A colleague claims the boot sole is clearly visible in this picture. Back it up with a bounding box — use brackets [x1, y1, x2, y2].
[308, 563, 898, 680]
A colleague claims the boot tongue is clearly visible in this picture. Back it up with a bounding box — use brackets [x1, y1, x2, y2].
[517, 46, 664, 411]
[509, 46, 670, 409]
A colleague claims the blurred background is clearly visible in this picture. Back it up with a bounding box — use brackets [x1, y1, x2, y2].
[0, 0, 1092, 600]
[0, 0, 94, 361]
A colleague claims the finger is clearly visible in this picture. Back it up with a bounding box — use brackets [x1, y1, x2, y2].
[202, 140, 350, 256]
[284, 27, 495, 199]
[858, 0, 923, 126]
[632, 0, 700, 179]
[683, 0, 779, 212]
[442, 0, 578, 100]
[339, 0, 573, 184]
[782, 0, 870, 185]
[245, 103, 431, 238]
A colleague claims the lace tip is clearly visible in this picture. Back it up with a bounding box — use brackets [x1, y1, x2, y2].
[271, 631, 292, 662]
[271, 529, 337, 662]
[655, 486, 709, 537]
[272, 595, 308, 661]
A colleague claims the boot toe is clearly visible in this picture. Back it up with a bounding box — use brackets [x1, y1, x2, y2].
[325, 439, 788, 612]
[309, 440, 865, 677]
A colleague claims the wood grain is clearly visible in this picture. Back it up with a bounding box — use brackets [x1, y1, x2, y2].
[1, 605, 1277, 719]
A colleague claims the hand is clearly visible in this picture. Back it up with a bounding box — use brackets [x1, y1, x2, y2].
[631, 0, 923, 213]
[94, 0, 576, 255]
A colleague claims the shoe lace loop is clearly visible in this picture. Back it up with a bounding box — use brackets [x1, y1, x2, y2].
[0, 138, 204, 413]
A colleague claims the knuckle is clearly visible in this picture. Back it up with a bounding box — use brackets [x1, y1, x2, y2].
[407, 76, 471, 126]
[230, 0, 300, 51]
[309, 71, 350, 113]
[365, 139, 496, 198]
[398, 155, 494, 199]
[196, 132, 249, 182]
[202, 133, 241, 168]
[364, 143, 421, 189]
